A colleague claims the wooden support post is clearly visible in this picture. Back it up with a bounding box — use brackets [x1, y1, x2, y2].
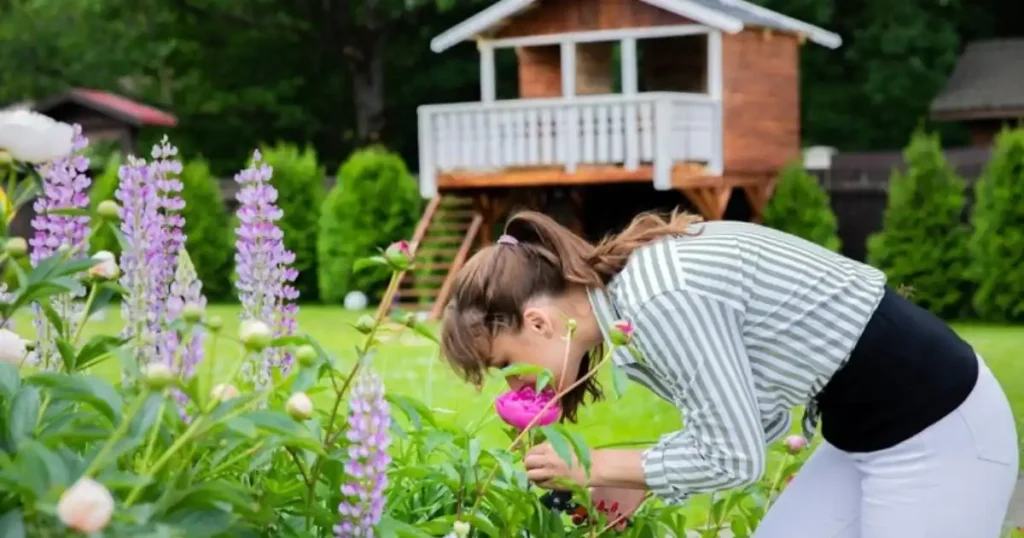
[742, 176, 778, 223]
[678, 186, 732, 221]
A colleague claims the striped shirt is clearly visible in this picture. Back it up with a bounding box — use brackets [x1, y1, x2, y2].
[586, 220, 886, 504]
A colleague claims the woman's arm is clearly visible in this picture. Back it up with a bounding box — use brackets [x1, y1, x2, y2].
[607, 289, 768, 504]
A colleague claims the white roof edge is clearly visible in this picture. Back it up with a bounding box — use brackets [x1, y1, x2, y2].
[723, 0, 842, 48]
[429, 0, 840, 53]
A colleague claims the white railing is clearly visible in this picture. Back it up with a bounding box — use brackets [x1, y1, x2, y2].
[416, 92, 722, 197]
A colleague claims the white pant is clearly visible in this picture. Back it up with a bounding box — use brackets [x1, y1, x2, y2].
[754, 355, 1019, 538]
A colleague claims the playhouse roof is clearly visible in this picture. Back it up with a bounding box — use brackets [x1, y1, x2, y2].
[33, 88, 178, 128]
[430, 0, 843, 52]
[930, 39, 1024, 122]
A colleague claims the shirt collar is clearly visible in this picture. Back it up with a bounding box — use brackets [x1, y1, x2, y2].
[586, 285, 636, 368]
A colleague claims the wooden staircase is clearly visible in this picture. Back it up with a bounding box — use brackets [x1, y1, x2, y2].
[398, 194, 484, 319]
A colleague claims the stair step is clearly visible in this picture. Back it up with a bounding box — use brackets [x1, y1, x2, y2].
[402, 274, 448, 285]
[417, 247, 460, 258]
[397, 288, 439, 298]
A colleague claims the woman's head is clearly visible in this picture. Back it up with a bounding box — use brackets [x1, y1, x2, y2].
[440, 209, 700, 421]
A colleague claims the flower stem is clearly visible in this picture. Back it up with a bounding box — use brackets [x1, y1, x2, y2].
[765, 453, 792, 508]
[139, 397, 167, 471]
[83, 388, 151, 478]
[70, 282, 99, 348]
[124, 415, 205, 506]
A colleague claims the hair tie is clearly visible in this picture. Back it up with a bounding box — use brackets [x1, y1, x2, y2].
[497, 234, 518, 246]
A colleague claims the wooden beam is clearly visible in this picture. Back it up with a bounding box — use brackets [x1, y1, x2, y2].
[438, 165, 655, 189]
[677, 185, 732, 221]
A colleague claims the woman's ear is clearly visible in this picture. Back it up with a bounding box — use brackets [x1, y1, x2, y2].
[522, 307, 554, 338]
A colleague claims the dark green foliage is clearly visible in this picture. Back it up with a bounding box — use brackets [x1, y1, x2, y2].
[88, 152, 123, 256]
[866, 129, 971, 319]
[260, 143, 326, 302]
[762, 161, 841, 252]
[318, 146, 422, 304]
[178, 158, 233, 302]
[968, 127, 1024, 322]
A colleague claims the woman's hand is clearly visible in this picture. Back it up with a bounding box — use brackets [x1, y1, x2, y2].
[524, 442, 587, 489]
[591, 487, 646, 530]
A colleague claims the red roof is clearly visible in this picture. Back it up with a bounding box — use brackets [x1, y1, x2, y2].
[34, 88, 178, 128]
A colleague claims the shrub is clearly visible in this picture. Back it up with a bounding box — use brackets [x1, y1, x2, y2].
[318, 145, 421, 303]
[178, 157, 233, 302]
[762, 160, 841, 252]
[968, 127, 1024, 322]
[260, 143, 325, 302]
[866, 129, 972, 319]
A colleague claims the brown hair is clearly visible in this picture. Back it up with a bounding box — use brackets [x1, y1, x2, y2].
[439, 208, 702, 422]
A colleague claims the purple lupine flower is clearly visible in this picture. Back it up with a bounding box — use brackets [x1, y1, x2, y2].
[164, 249, 206, 419]
[335, 369, 391, 537]
[27, 125, 90, 370]
[149, 137, 185, 368]
[233, 149, 299, 389]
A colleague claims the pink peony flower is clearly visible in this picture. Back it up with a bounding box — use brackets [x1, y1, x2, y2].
[609, 319, 633, 346]
[783, 434, 807, 454]
[495, 386, 561, 430]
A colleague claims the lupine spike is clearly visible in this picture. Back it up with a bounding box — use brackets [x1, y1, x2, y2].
[27, 124, 90, 370]
[334, 369, 391, 537]
[232, 149, 299, 389]
[165, 248, 206, 419]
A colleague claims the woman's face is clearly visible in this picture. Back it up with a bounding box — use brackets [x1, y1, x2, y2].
[488, 303, 598, 393]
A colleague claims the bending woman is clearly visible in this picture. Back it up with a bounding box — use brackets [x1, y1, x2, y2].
[438, 210, 1018, 538]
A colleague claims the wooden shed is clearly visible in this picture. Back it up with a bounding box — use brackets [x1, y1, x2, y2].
[401, 0, 842, 316]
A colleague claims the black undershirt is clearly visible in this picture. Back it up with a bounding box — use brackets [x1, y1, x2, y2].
[815, 286, 979, 453]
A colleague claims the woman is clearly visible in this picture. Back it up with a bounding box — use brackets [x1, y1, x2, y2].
[439, 210, 1018, 537]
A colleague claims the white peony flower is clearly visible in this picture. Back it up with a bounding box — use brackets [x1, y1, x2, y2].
[453, 520, 471, 538]
[56, 477, 115, 533]
[0, 328, 27, 365]
[88, 250, 119, 281]
[211, 383, 240, 402]
[0, 110, 74, 163]
[285, 392, 313, 421]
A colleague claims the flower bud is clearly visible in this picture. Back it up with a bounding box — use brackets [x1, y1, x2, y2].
[211, 383, 239, 402]
[296, 344, 317, 367]
[142, 363, 174, 390]
[566, 318, 578, 333]
[783, 434, 807, 454]
[453, 521, 471, 538]
[181, 302, 205, 324]
[239, 319, 272, 351]
[0, 328, 27, 365]
[609, 319, 634, 346]
[87, 251, 119, 281]
[57, 477, 114, 533]
[384, 240, 413, 271]
[4, 237, 27, 258]
[207, 315, 223, 332]
[97, 200, 121, 221]
[286, 392, 313, 420]
[353, 314, 375, 335]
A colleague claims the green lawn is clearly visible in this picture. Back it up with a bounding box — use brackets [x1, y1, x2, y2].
[10, 306, 1024, 525]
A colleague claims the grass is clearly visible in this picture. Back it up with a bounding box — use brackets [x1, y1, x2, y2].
[11, 305, 1024, 526]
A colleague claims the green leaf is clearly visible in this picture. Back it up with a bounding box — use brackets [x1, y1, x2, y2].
[563, 428, 592, 475]
[0, 509, 25, 538]
[223, 417, 258, 439]
[7, 386, 41, 449]
[499, 363, 548, 380]
[0, 362, 20, 401]
[26, 373, 121, 425]
[46, 207, 91, 217]
[75, 335, 126, 371]
[385, 394, 437, 429]
[38, 301, 66, 337]
[268, 335, 311, 348]
[535, 371, 553, 393]
[611, 363, 629, 399]
[353, 255, 388, 273]
[56, 338, 76, 372]
[538, 426, 575, 472]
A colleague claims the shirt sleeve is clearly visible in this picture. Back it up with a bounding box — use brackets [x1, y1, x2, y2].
[629, 289, 767, 504]
[763, 409, 792, 446]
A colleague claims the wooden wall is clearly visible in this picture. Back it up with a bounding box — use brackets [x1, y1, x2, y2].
[721, 29, 801, 174]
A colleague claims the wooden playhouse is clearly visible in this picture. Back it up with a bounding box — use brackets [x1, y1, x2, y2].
[400, 0, 843, 316]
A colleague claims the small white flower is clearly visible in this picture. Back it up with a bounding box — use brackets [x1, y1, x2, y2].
[0, 109, 74, 163]
[453, 520, 471, 538]
[0, 328, 27, 365]
[56, 477, 114, 533]
[239, 319, 272, 351]
[286, 392, 313, 421]
[211, 383, 239, 402]
[88, 250, 119, 281]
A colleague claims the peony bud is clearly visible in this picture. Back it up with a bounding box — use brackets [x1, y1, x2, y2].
[296, 344, 317, 367]
[142, 363, 174, 390]
[4, 237, 27, 258]
[207, 315, 223, 332]
[56, 477, 114, 533]
[0, 328, 27, 365]
[383, 240, 413, 271]
[609, 319, 634, 346]
[96, 200, 120, 221]
[286, 392, 313, 420]
[181, 302, 205, 324]
[453, 520, 471, 538]
[566, 318, 578, 333]
[239, 319, 271, 351]
[87, 251, 119, 281]
[211, 383, 239, 402]
[783, 435, 807, 454]
[353, 314, 375, 335]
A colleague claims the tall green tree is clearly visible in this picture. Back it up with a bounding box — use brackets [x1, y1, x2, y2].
[866, 129, 971, 318]
[968, 127, 1024, 322]
[762, 161, 841, 252]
